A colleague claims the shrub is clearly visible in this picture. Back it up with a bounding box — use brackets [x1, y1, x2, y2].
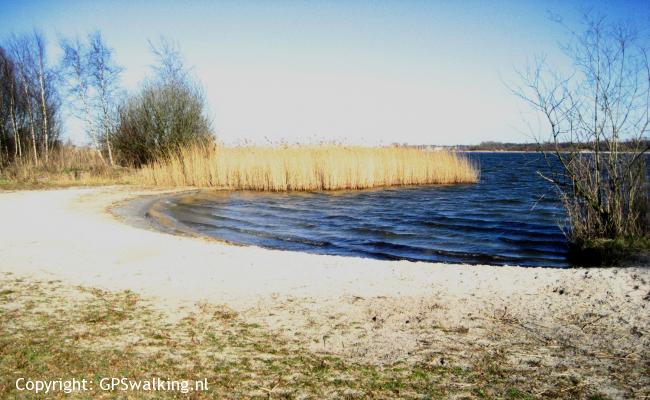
[112, 81, 212, 167]
[111, 38, 213, 167]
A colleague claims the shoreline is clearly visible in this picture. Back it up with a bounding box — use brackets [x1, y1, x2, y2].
[1, 186, 649, 397]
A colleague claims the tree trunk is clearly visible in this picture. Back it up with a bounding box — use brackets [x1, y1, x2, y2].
[8, 81, 21, 159]
[106, 133, 114, 166]
[0, 124, 4, 165]
[81, 90, 105, 163]
[37, 58, 49, 163]
[22, 82, 38, 165]
[3, 132, 8, 162]
[28, 105, 37, 166]
[102, 102, 114, 166]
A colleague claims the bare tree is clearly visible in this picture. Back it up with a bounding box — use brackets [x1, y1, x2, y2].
[0, 53, 5, 165]
[60, 36, 103, 162]
[513, 14, 649, 262]
[10, 35, 38, 165]
[148, 36, 187, 86]
[0, 46, 21, 160]
[0, 33, 60, 167]
[33, 31, 51, 163]
[88, 31, 122, 166]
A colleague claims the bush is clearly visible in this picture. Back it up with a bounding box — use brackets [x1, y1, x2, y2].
[112, 81, 213, 166]
[111, 38, 213, 167]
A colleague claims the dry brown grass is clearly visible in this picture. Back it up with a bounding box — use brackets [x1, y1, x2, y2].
[0, 145, 129, 189]
[2, 276, 612, 399]
[4, 275, 640, 398]
[135, 144, 479, 190]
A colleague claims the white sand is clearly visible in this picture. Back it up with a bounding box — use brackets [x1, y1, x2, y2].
[0, 186, 583, 306]
[1, 186, 648, 396]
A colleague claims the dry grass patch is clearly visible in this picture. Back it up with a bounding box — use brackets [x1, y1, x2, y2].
[0, 276, 576, 399]
[135, 144, 478, 190]
[0, 145, 130, 189]
[245, 290, 649, 399]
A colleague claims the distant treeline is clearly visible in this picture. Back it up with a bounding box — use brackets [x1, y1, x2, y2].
[443, 140, 650, 152]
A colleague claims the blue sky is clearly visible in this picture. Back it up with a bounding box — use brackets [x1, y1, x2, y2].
[1, 0, 648, 145]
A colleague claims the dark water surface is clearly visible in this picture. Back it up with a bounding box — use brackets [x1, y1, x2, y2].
[162, 153, 572, 267]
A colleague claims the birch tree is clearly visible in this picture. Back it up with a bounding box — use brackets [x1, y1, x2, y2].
[1, 33, 60, 165]
[0, 46, 21, 159]
[0, 55, 5, 164]
[88, 32, 122, 166]
[33, 31, 50, 163]
[60, 36, 103, 161]
[10, 35, 38, 165]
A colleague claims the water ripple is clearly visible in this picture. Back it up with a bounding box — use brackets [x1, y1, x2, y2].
[162, 153, 574, 267]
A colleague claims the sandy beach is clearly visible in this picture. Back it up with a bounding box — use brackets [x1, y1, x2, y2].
[1, 186, 648, 398]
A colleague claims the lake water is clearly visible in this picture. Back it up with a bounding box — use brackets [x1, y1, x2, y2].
[160, 153, 571, 267]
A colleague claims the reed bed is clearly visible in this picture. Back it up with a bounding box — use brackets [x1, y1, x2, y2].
[135, 144, 478, 191]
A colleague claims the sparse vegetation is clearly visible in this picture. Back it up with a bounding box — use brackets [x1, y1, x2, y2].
[3, 276, 643, 399]
[0, 144, 128, 189]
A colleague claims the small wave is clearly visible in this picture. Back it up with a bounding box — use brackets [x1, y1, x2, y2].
[158, 153, 574, 267]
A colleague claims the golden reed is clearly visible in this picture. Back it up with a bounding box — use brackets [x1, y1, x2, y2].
[135, 144, 479, 191]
